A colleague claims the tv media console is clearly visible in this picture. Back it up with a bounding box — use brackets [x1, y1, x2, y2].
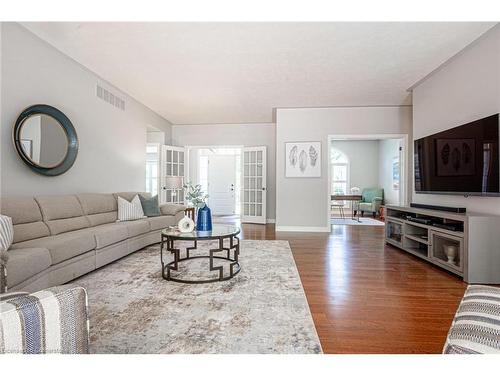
[384, 205, 500, 284]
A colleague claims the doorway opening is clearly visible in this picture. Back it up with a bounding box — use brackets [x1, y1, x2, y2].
[328, 134, 407, 228]
[187, 147, 242, 222]
[186, 145, 268, 224]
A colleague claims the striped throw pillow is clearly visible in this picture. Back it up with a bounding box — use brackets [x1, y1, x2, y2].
[117, 195, 146, 221]
[0, 215, 13, 251]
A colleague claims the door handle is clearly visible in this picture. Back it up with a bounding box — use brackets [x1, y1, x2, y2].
[262, 187, 266, 191]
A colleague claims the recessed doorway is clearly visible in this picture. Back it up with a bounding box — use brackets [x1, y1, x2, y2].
[185, 145, 268, 224]
[328, 134, 408, 228]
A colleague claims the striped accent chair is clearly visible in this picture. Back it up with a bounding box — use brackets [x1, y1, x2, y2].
[0, 285, 89, 354]
[444, 285, 500, 354]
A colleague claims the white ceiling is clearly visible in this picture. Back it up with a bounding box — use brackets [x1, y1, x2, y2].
[22, 22, 496, 125]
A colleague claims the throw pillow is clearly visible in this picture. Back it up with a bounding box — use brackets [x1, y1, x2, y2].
[0, 215, 13, 253]
[139, 195, 161, 217]
[117, 195, 146, 221]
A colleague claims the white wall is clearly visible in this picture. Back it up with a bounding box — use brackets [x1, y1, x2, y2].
[331, 140, 380, 192]
[171, 123, 276, 220]
[1, 23, 172, 197]
[276, 106, 412, 230]
[412, 25, 500, 214]
[378, 138, 401, 205]
[146, 131, 166, 144]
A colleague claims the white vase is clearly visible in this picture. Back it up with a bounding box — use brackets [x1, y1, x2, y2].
[178, 216, 195, 233]
[443, 244, 458, 265]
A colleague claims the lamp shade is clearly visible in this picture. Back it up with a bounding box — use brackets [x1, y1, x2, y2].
[165, 176, 184, 189]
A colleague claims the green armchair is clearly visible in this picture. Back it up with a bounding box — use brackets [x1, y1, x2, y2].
[354, 188, 384, 218]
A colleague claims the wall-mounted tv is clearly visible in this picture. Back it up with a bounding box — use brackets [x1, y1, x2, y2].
[414, 113, 500, 196]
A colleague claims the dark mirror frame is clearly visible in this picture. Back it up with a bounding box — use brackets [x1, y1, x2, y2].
[12, 104, 78, 176]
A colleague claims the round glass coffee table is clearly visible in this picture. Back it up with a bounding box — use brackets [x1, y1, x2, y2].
[160, 224, 241, 284]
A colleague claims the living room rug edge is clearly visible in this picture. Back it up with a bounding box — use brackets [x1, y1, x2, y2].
[70, 240, 323, 354]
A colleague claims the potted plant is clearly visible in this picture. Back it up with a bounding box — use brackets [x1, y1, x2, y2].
[183, 182, 212, 231]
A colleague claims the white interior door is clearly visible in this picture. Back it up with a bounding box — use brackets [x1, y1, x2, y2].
[208, 154, 236, 215]
[160, 145, 185, 204]
[241, 146, 267, 224]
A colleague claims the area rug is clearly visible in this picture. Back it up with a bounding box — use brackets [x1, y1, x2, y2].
[70, 240, 322, 354]
[331, 217, 385, 226]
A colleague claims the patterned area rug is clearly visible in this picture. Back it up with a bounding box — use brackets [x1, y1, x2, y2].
[70, 240, 322, 354]
[331, 217, 385, 226]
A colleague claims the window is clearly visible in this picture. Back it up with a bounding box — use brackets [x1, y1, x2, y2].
[146, 144, 159, 196]
[331, 148, 349, 196]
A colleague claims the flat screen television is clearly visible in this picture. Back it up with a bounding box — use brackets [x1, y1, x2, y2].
[414, 113, 500, 196]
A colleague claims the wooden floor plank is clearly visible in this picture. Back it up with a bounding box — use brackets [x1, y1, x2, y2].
[235, 221, 466, 354]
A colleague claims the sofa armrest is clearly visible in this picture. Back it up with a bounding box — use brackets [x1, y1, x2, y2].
[0, 285, 90, 354]
[160, 203, 187, 216]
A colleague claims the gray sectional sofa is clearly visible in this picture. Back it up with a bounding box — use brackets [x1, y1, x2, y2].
[1, 192, 185, 292]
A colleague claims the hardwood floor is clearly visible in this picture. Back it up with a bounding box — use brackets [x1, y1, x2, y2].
[236, 220, 467, 354]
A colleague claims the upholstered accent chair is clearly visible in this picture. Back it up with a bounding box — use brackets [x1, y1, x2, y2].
[444, 285, 500, 354]
[0, 285, 89, 354]
[353, 188, 384, 218]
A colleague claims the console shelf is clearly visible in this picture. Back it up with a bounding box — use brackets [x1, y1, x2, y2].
[385, 205, 500, 284]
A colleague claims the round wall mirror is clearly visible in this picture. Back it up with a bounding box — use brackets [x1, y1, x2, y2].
[13, 104, 78, 176]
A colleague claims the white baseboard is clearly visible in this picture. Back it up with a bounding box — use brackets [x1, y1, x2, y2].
[275, 226, 330, 233]
[266, 219, 276, 224]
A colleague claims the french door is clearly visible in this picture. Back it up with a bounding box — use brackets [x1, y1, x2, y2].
[241, 146, 267, 224]
[160, 145, 185, 204]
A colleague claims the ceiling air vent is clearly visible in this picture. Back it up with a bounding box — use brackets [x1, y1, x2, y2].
[96, 84, 125, 111]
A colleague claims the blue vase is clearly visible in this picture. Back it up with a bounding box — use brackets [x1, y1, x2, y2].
[196, 204, 212, 231]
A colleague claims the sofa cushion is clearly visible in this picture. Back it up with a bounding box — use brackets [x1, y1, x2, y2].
[85, 211, 118, 227]
[0, 215, 14, 251]
[35, 195, 85, 221]
[35, 195, 90, 235]
[11, 222, 51, 244]
[6, 247, 51, 287]
[92, 223, 129, 249]
[1, 197, 50, 243]
[117, 195, 145, 222]
[147, 215, 178, 231]
[160, 203, 187, 216]
[113, 192, 151, 202]
[122, 219, 150, 237]
[11, 229, 96, 265]
[44, 216, 91, 236]
[76, 193, 118, 226]
[77, 193, 117, 215]
[139, 195, 161, 217]
[1, 197, 43, 224]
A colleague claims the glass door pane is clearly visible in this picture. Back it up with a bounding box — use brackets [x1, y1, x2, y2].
[241, 147, 266, 224]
